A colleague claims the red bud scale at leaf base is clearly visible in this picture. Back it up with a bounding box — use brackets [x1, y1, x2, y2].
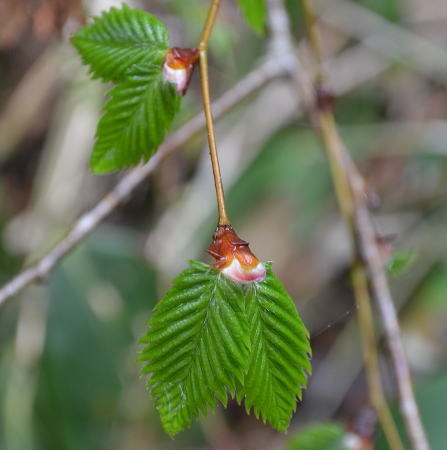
[207, 225, 266, 283]
[163, 47, 199, 95]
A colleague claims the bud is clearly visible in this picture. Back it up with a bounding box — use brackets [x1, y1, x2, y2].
[207, 225, 266, 283]
[344, 406, 376, 450]
[315, 84, 336, 112]
[376, 233, 396, 268]
[163, 47, 199, 95]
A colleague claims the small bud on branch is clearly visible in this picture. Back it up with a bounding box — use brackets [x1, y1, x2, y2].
[163, 47, 199, 95]
[208, 225, 266, 283]
[315, 84, 336, 112]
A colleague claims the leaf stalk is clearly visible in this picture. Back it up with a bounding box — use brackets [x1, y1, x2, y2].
[199, 0, 230, 226]
[199, 0, 221, 52]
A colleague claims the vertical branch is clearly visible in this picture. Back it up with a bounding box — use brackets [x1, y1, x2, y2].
[317, 103, 403, 450]
[351, 262, 404, 450]
[295, 1, 429, 449]
[317, 112, 353, 220]
[351, 170, 430, 450]
[301, 0, 323, 84]
[198, 0, 230, 226]
[318, 102, 404, 450]
[199, 0, 221, 47]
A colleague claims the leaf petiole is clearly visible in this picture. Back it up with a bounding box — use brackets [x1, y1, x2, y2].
[198, 0, 231, 226]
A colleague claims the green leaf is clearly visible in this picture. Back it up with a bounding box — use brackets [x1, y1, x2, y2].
[288, 423, 347, 450]
[139, 261, 249, 436]
[238, 264, 311, 432]
[91, 64, 180, 173]
[387, 250, 416, 277]
[237, 0, 267, 34]
[139, 261, 311, 435]
[72, 4, 169, 83]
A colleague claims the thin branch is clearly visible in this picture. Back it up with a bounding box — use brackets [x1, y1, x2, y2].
[269, 9, 396, 442]
[351, 261, 404, 450]
[301, 0, 323, 84]
[199, 0, 221, 50]
[267, 0, 428, 448]
[318, 106, 428, 450]
[198, 0, 230, 226]
[299, 1, 429, 449]
[350, 169, 430, 450]
[199, 49, 230, 225]
[316, 109, 403, 450]
[316, 113, 403, 450]
[0, 58, 283, 307]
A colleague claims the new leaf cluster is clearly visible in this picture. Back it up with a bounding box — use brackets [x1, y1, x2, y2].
[72, 4, 181, 173]
[139, 261, 311, 436]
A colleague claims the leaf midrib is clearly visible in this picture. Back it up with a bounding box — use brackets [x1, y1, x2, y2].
[177, 270, 222, 388]
[252, 281, 291, 420]
[75, 36, 167, 50]
[108, 73, 161, 147]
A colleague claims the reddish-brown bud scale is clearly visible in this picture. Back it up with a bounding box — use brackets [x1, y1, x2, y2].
[344, 407, 376, 450]
[315, 84, 336, 112]
[207, 225, 266, 283]
[376, 233, 396, 268]
[163, 47, 199, 95]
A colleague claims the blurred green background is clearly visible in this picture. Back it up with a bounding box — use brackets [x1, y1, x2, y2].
[0, 0, 447, 448]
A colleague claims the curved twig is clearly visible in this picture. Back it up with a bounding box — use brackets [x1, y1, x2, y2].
[0, 58, 283, 307]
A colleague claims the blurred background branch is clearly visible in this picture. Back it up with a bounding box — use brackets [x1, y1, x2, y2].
[267, 0, 404, 448]
[289, 0, 429, 447]
[0, 55, 283, 307]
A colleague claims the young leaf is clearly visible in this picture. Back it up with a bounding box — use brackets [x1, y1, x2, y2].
[139, 261, 249, 437]
[237, 0, 267, 34]
[288, 423, 346, 450]
[387, 249, 416, 277]
[72, 4, 169, 83]
[238, 264, 311, 432]
[91, 64, 180, 173]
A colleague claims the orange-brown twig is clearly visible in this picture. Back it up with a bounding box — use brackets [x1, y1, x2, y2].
[198, 0, 230, 226]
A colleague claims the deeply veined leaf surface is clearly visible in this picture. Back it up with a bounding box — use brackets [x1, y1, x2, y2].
[139, 261, 249, 436]
[237, 0, 267, 34]
[288, 423, 346, 450]
[91, 64, 180, 173]
[72, 4, 168, 82]
[238, 264, 311, 432]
